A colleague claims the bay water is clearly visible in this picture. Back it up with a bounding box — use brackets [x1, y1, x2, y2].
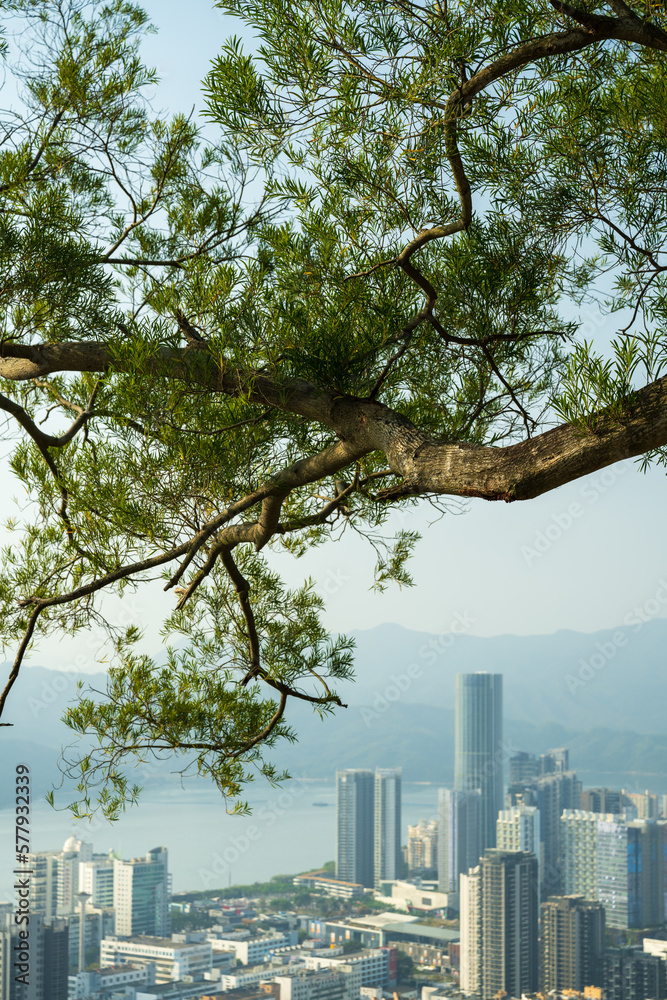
[0, 779, 440, 899]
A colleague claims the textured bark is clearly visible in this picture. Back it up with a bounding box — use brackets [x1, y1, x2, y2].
[2, 340, 667, 503]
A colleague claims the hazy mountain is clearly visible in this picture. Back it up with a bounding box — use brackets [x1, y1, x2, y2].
[1, 618, 666, 806]
[272, 700, 667, 794]
[339, 619, 667, 735]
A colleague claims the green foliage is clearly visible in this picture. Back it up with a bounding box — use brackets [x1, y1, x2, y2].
[396, 950, 415, 981]
[0, 0, 667, 818]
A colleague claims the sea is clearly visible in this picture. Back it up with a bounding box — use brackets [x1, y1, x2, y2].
[0, 779, 440, 901]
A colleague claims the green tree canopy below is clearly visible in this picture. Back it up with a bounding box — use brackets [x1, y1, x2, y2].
[0, 0, 666, 818]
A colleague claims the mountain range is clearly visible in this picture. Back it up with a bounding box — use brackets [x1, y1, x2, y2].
[1, 619, 666, 807]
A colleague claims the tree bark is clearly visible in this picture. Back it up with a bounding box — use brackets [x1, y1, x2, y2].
[2, 341, 666, 502]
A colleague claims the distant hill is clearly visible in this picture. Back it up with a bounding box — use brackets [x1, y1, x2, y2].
[1, 619, 666, 806]
[271, 700, 667, 794]
[340, 619, 667, 735]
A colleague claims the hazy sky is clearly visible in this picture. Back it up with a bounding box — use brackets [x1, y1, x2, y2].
[1, 1, 666, 675]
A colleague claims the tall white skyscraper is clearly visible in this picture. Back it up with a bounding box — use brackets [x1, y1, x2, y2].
[29, 850, 60, 920]
[374, 768, 402, 887]
[113, 846, 170, 937]
[454, 673, 503, 854]
[561, 809, 607, 900]
[79, 853, 116, 908]
[29, 838, 94, 919]
[336, 769, 375, 887]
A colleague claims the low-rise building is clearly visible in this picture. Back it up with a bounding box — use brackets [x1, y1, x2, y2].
[393, 941, 452, 970]
[68, 962, 156, 998]
[220, 961, 306, 991]
[202, 987, 279, 1000]
[307, 913, 459, 952]
[211, 932, 299, 965]
[274, 965, 361, 1000]
[374, 881, 456, 915]
[304, 946, 396, 987]
[100, 933, 213, 983]
[293, 873, 366, 900]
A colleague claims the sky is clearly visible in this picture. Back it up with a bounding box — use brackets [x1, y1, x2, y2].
[1, 0, 666, 675]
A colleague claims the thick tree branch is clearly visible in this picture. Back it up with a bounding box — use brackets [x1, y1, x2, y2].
[3, 341, 667, 505]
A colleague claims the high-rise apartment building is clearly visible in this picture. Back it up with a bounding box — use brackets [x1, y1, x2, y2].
[597, 818, 666, 929]
[336, 768, 402, 889]
[28, 851, 60, 920]
[454, 673, 503, 854]
[509, 751, 539, 785]
[79, 854, 116, 908]
[540, 747, 569, 775]
[540, 895, 605, 993]
[3, 914, 69, 1000]
[561, 809, 608, 900]
[536, 768, 581, 897]
[580, 787, 625, 814]
[28, 839, 94, 919]
[113, 846, 171, 937]
[459, 865, 482, 996]
[437, 788, 481, 893]
[407, 819, 437, 871]
[460, 850, 538, 1000]
[58, 838, 93, 915]
[561, 812, 666, 929]
[336, 769, 374, 888]
[626, 789, 660, 819]
[603, 946, 667, 1000]
[496, 804, 541, 894]
[374, 768, 402, 886]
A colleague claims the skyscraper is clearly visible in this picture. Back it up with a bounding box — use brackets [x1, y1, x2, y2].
[460, 865, 482, 996]
[407, 819, 438, 871]
[437, 787, 481, 893]
[454, 673, 503, 853]
[597, 818, 666, 929]
[561, 809, 605, 900]
[541, 895, 605, 993]
[29, 851, 60, 920]
[460, 849, 539, 1000]
[496, 803, 541, 894]
[603, 947, 667, 1000]
[336, 769, 374, 888]
[58, 838, 93, 915]
[536, 767, 581, 897]
[3, 914, 69, 1000]
[540, 747, 569, 774]
[580, 787, 625, 814]
[374, 768, 402, 886]
[79, 854, 116, 908]
[28, 839, 94, 919]
[113, 846, 171, 937]
[509, 751, 539, 785]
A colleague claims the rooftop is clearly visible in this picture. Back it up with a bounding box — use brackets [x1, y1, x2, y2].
[103, 935, 211, 951]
